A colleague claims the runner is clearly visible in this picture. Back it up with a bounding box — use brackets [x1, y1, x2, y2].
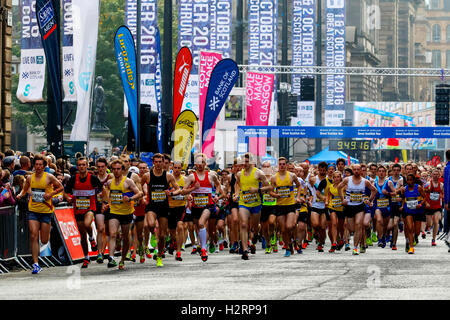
[183, 153, 225, 262]
[387, 163, 404, 251]
[104, 159, 142, 269]
[227, 158, 242, 254]
[16, 154, 64, 274]
[260, 161, 277, 254]
[64, 157, 103, 268]
[325, 171, 344, 253]
[270, 157, 302, 257]
[137, 160, 151, 261]
[373, 165, 395, 249]
[295, 166, 310, 254]
[339, 164, 377, 255]
[425, 169, 443, 246]
[233, 153, 271, 260]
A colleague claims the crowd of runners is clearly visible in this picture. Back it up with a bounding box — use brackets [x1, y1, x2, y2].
[17, 150, 450, 274]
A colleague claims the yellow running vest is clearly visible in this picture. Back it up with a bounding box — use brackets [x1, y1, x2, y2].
[168, 175, 186, 208]
[28, 172, 53, 214]
[276, 172, 295, 206]
[109, 176, 134, 215]
[238, 167, 261, 207]
[327, 184, 343, 212]
[298, 184, 308, 213]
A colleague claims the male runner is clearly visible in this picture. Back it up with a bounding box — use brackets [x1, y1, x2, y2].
[425, 169, 443, 246]
[387, 163, 404, 250]
[373, 165, 395, 248]
[260, 161, 277, 254]
[227, 158, 242, 254]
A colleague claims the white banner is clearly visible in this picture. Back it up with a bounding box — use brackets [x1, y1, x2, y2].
[17, 0, 46, 103]
[70, 0, 99, 141]
[62, 0, 77, 102]
[290, 101, 315, 126]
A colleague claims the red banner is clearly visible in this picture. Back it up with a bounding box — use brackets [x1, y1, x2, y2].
[173, 47, 193, 127]
[54, 207, 85, 263]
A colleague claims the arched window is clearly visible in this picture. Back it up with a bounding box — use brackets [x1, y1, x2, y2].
[433, 24, 441, 42]
[446, 25, 450, 42]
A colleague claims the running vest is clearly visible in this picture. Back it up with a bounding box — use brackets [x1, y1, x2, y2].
[239, 168, 261, 207]
[109, 176, 134, 215]
[262, 180, 277, 206]
[72, 173, 97, 214]
[96, 174, 110, 203]
[389, 176, 403, 205]
[327, 184, 343, 212]
[311, 176, 326, 209]
[28, 172, 53, 214]
[404, 184, 423, 214]
[346, 177, 366, 206]
[276, 172, 295, 206]
[298, 179, 308, 213]
[192, 171, 214, 208]
[375, 179, 391, 210]
[427, 181, 442, 210]
[148, 170, 169, 207]
[168, 175, 186, 208]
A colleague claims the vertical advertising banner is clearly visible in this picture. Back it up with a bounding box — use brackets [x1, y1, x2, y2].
[124, 0, 158, 117]
[199, 51, 221, 157]
[174, 110, 198, 169]
[62, 0, 76, 102]
[178, 0, 210, 117]
[246, 72, 274, 156]
[173, 47, 193, 126]
[155, 27, 163, 153]
[70, 0, 100, 141]
[209, 0, 232, 58]
[325, 0, 346, 126]
[17, 0, 46, 103]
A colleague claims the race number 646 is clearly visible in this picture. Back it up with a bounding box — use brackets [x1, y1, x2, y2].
[327, 0, 345, 8]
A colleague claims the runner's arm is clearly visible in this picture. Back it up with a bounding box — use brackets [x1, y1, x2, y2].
[366, 179, 378, 203]
[125, 178, 143, 202]
[16, 175, 31, 200]
[167, 173, 181, 196]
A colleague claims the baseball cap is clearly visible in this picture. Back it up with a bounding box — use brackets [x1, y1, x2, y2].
[129, 166, 139, 174]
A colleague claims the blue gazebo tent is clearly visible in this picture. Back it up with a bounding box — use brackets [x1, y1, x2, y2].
[306, 147, 359, 165]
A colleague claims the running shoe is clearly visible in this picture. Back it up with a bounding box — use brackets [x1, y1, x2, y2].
[89, 239, 98, 252]
[414, 235, 419, 245]
[219, 243, 224, 251]
[131, 251, 136, 262]
[316, 244, 324, 252]
[153, 249, 159, 260]
[337, 240, 344, 251]
[290, 244, 294, 255]
[421, 232, 426, 239]
[272, 244, 278, 253]
[261, 237, 266, 249]
[191, 247, 198, 255]
[96, 253, 104, 264]
[271, 234, 277, 247]
[377, 239, 383, 247]
[405, 242, 410, 253]
[156, 257, 163, 267]
[145, 247, 152, 259]
[408, 247, 415, 254]
[118, 261, 125, 270]
[371, 232, 377, 242]
[181, 244, 185, 251]
[125, 252, 133, 261]
[284, 249, 291, 257]
[381, 239, 386, 249]
[107, 259, 118, 268]
[81, 259, 90, 268]
[31, 263, 42, 274]
[366, 237, 373, 246]
[265, 246, 272, 254]
[242, 251, 249, 260]
[392, 245, 398, 251]
[345, 244, 350, 251]
[399, 222, 404, 233]
[360, 245, 366, 254]
[238, 243, 244, 255]
[175, 252, 183, 261]
[279, 238, 284, 246]
[329, 243, 337, 253]
[140, 255, 145, 264]
[302, 242, 308, 250]
[215, 244, 219, 253]
[223, 240, 228, 249]
[297, 248, 303, 254]
[201, 248, 208, 262]
[352, 248, 359, 255]
[432, 239, 437, 247]
[250, 244, 256, 254]
[150, 233, 157, 248]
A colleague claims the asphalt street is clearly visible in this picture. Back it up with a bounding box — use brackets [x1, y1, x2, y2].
[2, 234, 450, 300]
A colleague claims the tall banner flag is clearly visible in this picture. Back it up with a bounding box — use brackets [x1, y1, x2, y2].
[178, 0, 210, 117]
[124, 0, 158, 117]
[174, 110, 198, 170]
[324, 0, 346, 126]
[36, 0, 63, 123]
[17, 0, 46, 103]
[209, 0, 232, 58]
[62, 0, 76, 102]
[114, 26, 139, 144]
[201, 59, 239, 156]
[173, 47, 193, 126]
[155, 27, 163, 153]
[292, 0, 315, 125]
[246, 72, 274, 156]
[70, 0, 99, 141]
[248, 0, 278, 127]
[199, 51, 222, 157]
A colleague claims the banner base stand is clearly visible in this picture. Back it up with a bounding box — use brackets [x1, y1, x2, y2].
[49, 255, 63, 266]
[41, 256, 55, 267]
[18, 255, 32, 269]
[0, 260, 9, 273]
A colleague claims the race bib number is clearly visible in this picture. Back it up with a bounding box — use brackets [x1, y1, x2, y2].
[110, 190, 123, 204]
[242, 191, 258, 204]
[377, 198, 389, 208]
[193, 194, 209, 207]
[430, 192, 440, 201]
[349, 193, 363, 203]
[76, 197, 90, 209]
[277, 186, 291, 198]
[406, 199, 418, 209]
[31, 189, 45, 203]
[151, 190, 166, 202]
[331, 197, 342, 208]
[263, 194, 276, 203]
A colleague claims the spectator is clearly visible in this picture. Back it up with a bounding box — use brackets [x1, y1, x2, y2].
[4, 149, 14, 157]
[0, 181, 15, 207]
[445, 150, 450, 249]
[13, 156, 31, 177]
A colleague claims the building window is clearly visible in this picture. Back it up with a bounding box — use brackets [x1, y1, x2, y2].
[447, 50, 450, 68]
[224, 95, 243, 120]
[432, 24, 441, 42]
[432, 50, 442, 68]
[445, 0, 450, 10]
[430, 0, 440, 9]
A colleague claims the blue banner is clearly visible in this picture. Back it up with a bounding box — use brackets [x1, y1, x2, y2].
[354, 105, 414, 122]
[201, 59, 239, 145]
[292, 0, 315, 95]
[155, 27, 163, 153]
[324, 0, 346, 126]
[209, 0, 232, 58]
[114, 25, 139, 145]
[36, 0, 62, 124]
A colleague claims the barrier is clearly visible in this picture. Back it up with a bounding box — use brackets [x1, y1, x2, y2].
[0, 206, 16, 260]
